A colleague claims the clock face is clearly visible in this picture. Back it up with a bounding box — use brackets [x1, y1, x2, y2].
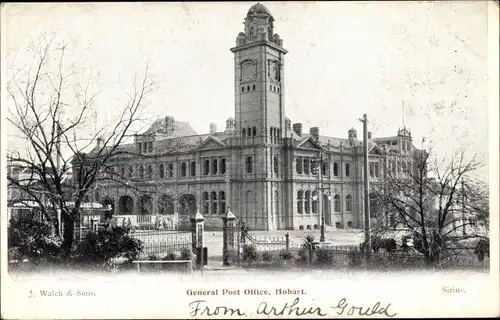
[242, 64, 256, 81]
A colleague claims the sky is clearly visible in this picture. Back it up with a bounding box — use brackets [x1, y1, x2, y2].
[2, 1, 492, 181]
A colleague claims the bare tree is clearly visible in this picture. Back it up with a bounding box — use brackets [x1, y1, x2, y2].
[370, 145, 488, 265]
[6, 36, 154, 257]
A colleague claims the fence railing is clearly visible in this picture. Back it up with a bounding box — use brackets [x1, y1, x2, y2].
[130, 230, 192, 259]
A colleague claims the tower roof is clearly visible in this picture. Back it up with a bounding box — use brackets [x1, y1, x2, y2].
[247, 3, 272, 17]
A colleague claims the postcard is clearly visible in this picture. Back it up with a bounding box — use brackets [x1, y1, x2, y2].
[1, 2, 499, 319]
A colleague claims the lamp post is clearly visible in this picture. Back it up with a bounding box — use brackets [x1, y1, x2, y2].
[359, 114, 371, 259]
[312, 153, 327, 242]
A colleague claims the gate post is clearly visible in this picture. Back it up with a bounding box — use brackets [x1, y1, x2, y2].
[190, 206, 205, 267]
[221, 206, 236, 266]
[285, 233, 290, 251]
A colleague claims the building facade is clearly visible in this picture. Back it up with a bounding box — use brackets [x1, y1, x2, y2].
[79, 3, 421, 231]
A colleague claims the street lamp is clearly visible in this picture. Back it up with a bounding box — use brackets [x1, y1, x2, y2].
[312, 153, 328, 242]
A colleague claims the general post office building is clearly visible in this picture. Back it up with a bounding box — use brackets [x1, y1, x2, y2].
[84, 3, 419, 231]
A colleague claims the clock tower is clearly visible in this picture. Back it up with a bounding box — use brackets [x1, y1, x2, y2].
[230, 3, 287, 145]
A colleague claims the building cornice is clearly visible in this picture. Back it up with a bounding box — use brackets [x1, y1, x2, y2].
[230, 40, 288, 54]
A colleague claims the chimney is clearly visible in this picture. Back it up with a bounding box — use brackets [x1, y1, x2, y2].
[368, 131, 372, 139]
[292, 123, 303, 137]
[310, 127, 319, 141]
[209, 123, 217, 134]
[165, 116, 175, 135]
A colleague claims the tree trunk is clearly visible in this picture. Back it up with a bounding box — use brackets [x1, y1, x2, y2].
[61, 214, 74, 258]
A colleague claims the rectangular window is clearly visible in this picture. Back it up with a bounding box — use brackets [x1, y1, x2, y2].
[203, 159, 210, 175]
[246, 156, 253, 173]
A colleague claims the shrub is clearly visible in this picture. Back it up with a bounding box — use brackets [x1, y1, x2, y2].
[8, 219, 62, 264]
[262, 251, 274, 262]
[349, 251, 363, 267]
[179, 247, 193, 260]
[279, 249, 293, 261]
[296, 247, 308, 263]
[242, 244, 258, 263]
[73, 225, 143, 268]
[148, 254, 159, 261]
[316, 248, 334, 265]
[163, 252, 177, 261]
[474, 238, 490, 262]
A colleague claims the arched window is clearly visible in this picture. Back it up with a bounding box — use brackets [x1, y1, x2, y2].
[270, 127, 273, 138]
[167, 163, 173, 177]
[212, 159, 218, 175]
[305, 191, 311, 214]
[333, 162, 339, 176]
[159, 164, 165, 178]
[273, 156, 278, 175]
[296, 157, 303, 174]
[407, 141, 411, 152]
[246, 156, 253, 173]
[346, 194, 352, 212]
[147, 165, 153, 178]
[139, 166, 144, 179]
[128, 166, 133, 178]
[248, 127, 252, 137]
[139, 194, 152, 215]
[210, 191, 217, 214]
[345, 163, 350, 177]
[311, 160, 318, 175]
[322, 161, 328, 176]
[158, 194, 174, 215]
[119, 195, 134, 215]
[334, 194, 341, 212]
[202, 192, 209, 214]
[242, 128, 246, 137]
[401, 161, 407, 172]
[297, 191, 304, 214]
[203, 159, 210, 175]
[190, 161, 196, 176]
[242, 86, 245, 92]
[220, 158, 227, 174]
[219, 191, 226, 214]
[252, 84, 256, 90]
[181, 162, 187, 177]
[252, 127, 257, 136]
[303, 158, 310, 174]
[312, 191, 319, 214]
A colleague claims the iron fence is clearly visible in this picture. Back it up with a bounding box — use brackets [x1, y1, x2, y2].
[130, 229, 192, 259]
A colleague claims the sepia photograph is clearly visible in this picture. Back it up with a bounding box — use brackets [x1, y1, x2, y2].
[1, 1, 499, 319]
